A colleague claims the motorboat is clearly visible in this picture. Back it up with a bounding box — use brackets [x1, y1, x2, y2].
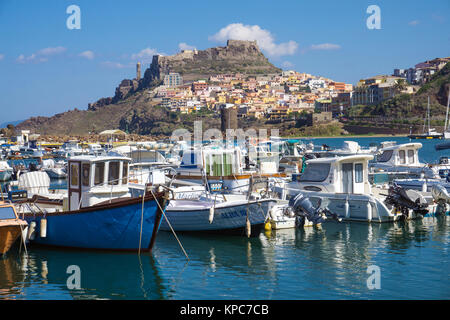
[0, 161, 13, 181]
[41, 158, 67, 179]
[369, 141, 448, 179]
[272, 154, 429, 223]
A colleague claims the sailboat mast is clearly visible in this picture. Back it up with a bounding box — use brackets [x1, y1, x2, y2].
[427, 96, 430, 133]
[446, 87, 450, 132]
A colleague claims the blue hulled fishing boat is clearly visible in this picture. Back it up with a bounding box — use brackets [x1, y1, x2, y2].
[16, 155, 166, 251]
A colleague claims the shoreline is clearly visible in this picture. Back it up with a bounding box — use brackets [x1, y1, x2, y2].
[282, 134, 410, 139]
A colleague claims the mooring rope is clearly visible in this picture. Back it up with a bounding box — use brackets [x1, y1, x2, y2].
[149, 187, 189, 261]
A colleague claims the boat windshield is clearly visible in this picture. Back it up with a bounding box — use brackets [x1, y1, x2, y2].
[377, 150, 393, 162]
[299, 163, 330, 182]
[0, 206, 16, 220]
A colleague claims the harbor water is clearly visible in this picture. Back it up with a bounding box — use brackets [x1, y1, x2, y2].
[1, 137, 449, 300]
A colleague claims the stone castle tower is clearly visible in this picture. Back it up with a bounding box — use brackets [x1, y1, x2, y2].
[136, 62, 141, 80]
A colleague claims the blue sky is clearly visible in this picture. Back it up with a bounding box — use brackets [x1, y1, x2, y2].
[0, 0, 449, 123]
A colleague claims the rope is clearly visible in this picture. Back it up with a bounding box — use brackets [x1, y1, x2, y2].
[138, 184, 146, 255]
[149, 187, 189, 261]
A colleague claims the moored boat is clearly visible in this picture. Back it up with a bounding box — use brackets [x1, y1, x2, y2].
[0, 201, 28, 255]
[15, 155, 166, 251]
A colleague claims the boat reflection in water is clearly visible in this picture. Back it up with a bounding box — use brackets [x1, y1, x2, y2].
[0, 247, 166, 300]
[0, 216, 448, 300]
[259, 216, 448, 299]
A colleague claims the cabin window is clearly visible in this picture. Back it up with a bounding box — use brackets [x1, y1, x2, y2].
[82, 163, 90, 187]
[70, 163, 79, 187]
[0, 206, 16, 220]
[407, 150, 415, 164]
[223, 153, 232, 176]
[399, 150, 406, 164]
[212, 154, 222, 176]
[377, 150, 393, 162]
[299, 163, 330, 182]
[355, 163, 363, 183]
[108, 161, 120, 185]
[94, 162, 105, 186]
[122, 162, 128, 185]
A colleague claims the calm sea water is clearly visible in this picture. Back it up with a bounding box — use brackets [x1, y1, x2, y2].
[0, 137, 449, 300]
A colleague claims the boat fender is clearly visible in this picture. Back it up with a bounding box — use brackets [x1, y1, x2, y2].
[246, 216, 251, 238]
[27, 221, 36, 241]
[209, 207, 214, 224]
[264, 221, 272, 231]
[40, 218, 47, 238]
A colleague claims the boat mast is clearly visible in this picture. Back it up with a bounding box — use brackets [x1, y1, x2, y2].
[445, 87, 450, 132]
[427, 96, 431, 134]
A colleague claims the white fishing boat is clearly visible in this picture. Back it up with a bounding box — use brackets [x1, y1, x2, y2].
[159, 185, 276, 237]
[272, 155, 429, 223]
[174, 145, 286, 194]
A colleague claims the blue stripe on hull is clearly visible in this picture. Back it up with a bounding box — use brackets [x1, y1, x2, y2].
[26, 200, 161, 250]
[160, 200, 273, 232]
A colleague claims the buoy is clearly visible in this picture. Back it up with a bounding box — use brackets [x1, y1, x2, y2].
[40, 218, 47, 238]
[209, 207, 215, 224]
[27, 221, 36, 241]
[344, 198, 350, 219]
[264, 220, 272, 231]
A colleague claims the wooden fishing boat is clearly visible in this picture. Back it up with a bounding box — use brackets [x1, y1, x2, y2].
[0, 202, 28, 255]
[15, 155, 166, 251]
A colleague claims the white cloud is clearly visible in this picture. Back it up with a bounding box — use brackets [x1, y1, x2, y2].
[178, 42, 197, 51]
[100, 61, 132, 69]
[79, 50, 95, 60]
[408, 20, 420, 26]
[130, 47, 162, 63]
[209, 23, 298, 57]
[310, 43, 341, 50]
[16, 46, 67, 63]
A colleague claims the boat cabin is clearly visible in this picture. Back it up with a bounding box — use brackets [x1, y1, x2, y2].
[178, 146, 244, 176]
[373, 142, 423, 167]
[294, 155, 373, 194]
[67, 156, 132, 211]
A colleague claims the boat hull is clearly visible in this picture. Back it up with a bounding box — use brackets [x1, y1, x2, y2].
[160, 199, 275, 237]
[408, 135, 442, 139]
[0, 224, 25, 255]
[23, 195, 165, 251]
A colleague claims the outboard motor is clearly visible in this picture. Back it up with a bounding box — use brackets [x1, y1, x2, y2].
[384, 184, 429, 219]
[431, 184, 450, 216]
[288, 193, 342, 226]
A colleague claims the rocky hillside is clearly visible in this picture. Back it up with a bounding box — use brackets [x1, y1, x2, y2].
[352, 62, 450, 119]
[16, 40, 282, 136]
